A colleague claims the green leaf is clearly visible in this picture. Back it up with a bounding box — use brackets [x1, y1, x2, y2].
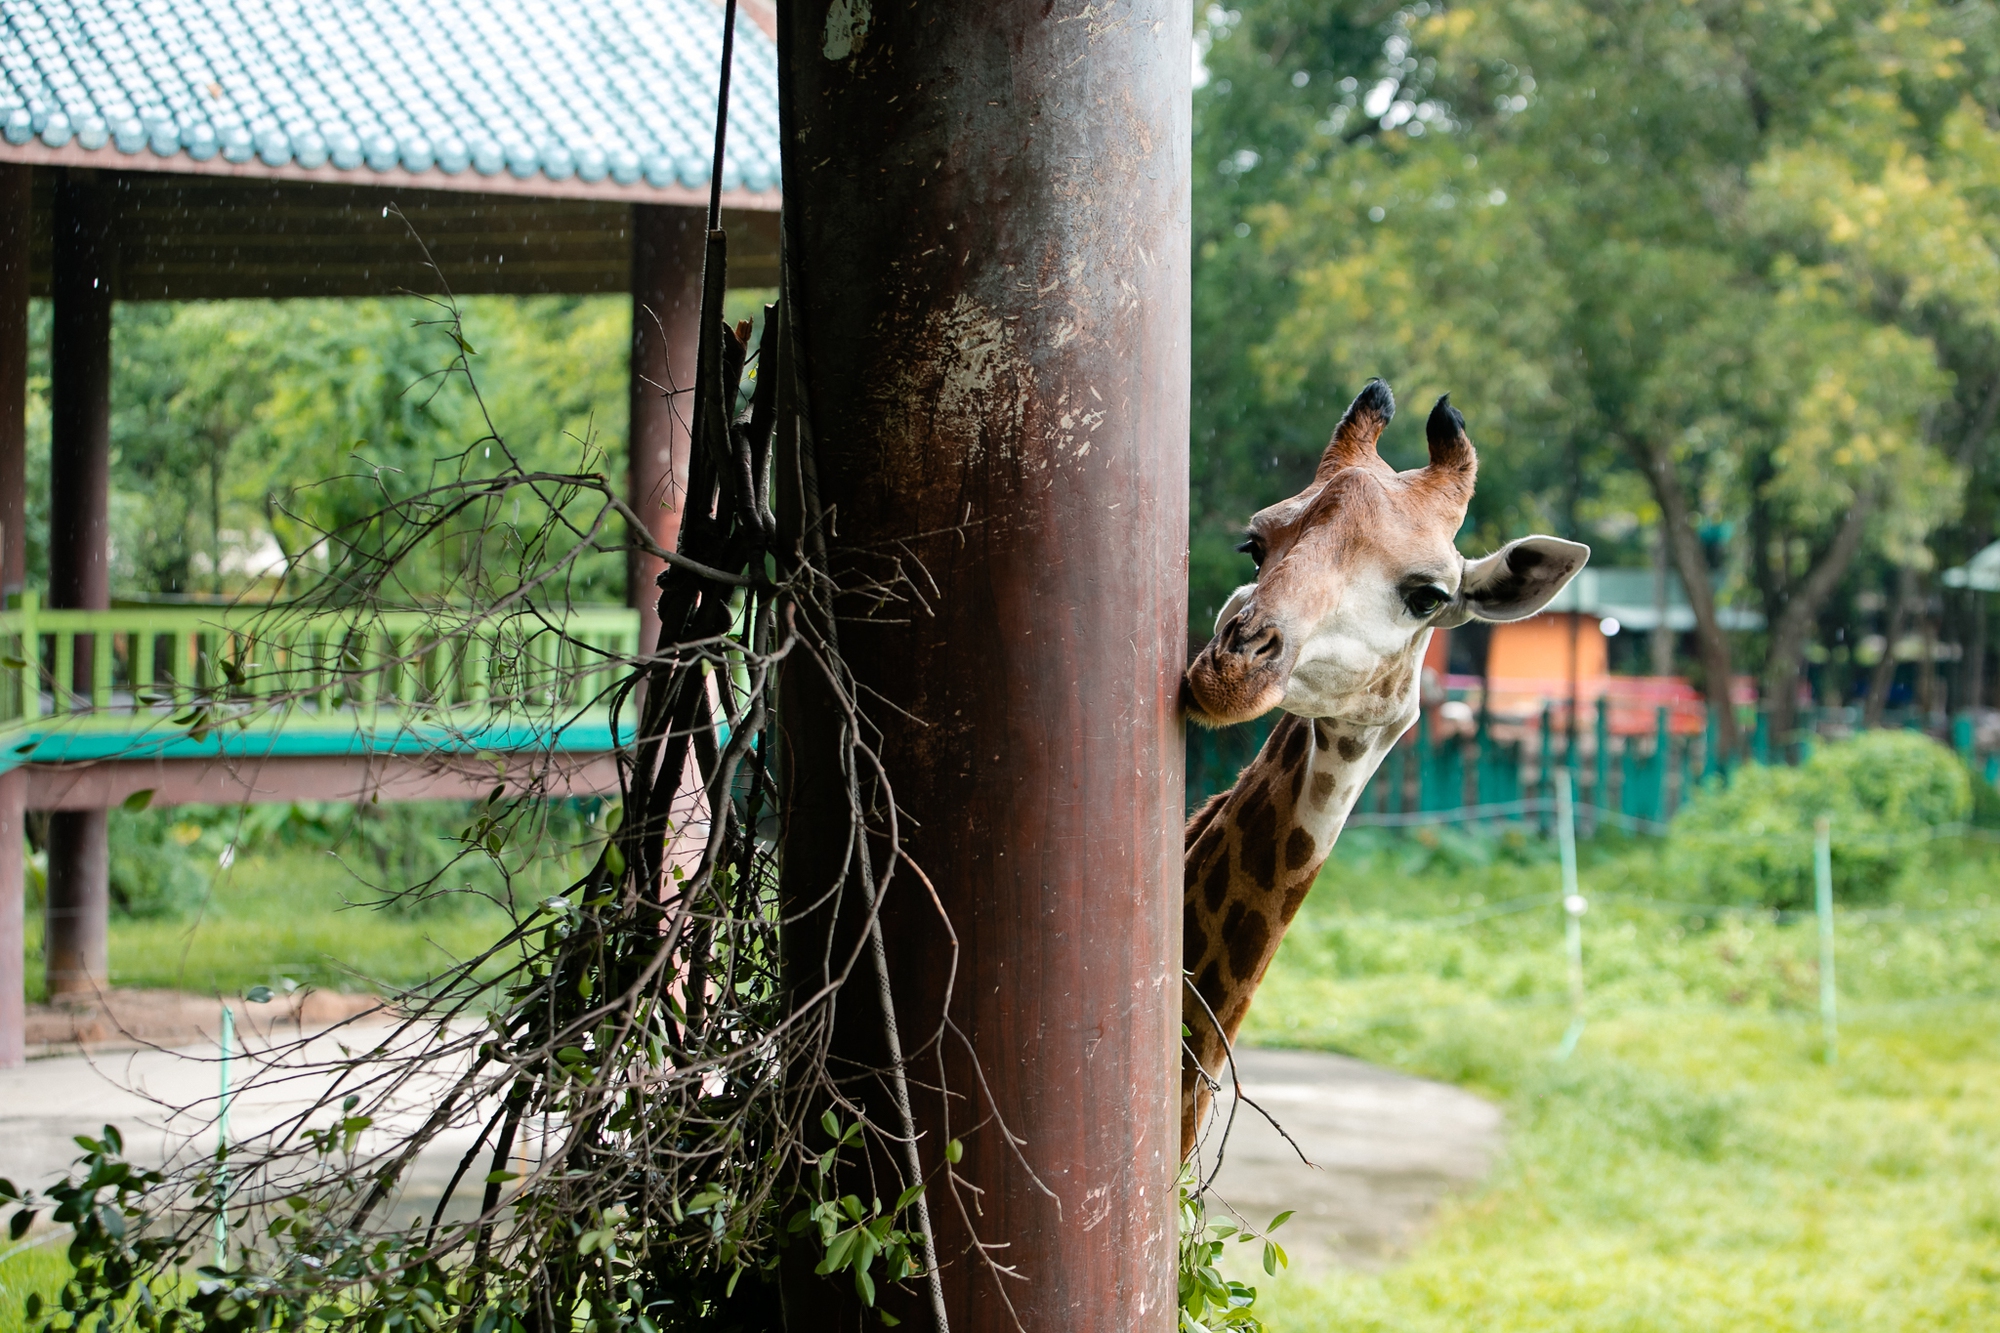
[854, 1266, 876, 1307]
[1267, 1209, 1294, 1232]
[483, 1171, 519, 1185]
[945, 1138, 963, 1164]
[893, 1182, 925, 1213]
[821, 1108, 841, 1139]
[121, 788, 155, 812]
[602, 842, 626, 878]
[8, 1208, 32, 1240]
[245, 985, 274, 1004]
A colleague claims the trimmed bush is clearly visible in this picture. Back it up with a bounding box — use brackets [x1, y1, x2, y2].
[1665, 730, 1971, 909]
[108, 809, 210, 919]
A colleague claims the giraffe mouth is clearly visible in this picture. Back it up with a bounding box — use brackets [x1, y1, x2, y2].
[1182, 621, 1291, 727]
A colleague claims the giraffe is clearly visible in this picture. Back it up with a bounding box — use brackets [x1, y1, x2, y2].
[1178, 379, 1588, 1161]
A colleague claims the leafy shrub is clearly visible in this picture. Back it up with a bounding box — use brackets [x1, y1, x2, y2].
[108, 808, 209, 918]
[1666, 730, 1971, 909]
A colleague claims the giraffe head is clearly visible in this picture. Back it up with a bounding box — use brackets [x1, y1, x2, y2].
[1184, 380, 1589, 728]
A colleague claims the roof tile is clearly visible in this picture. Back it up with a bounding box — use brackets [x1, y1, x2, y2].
[0, 0, 780, 195]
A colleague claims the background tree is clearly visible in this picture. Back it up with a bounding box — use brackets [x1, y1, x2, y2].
[1194, 0, 2000, 745]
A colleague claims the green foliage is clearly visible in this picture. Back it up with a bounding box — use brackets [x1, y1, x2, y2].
[1668, 731, 1973, 908]
[782, 1113, 931, 1313]
[1177, 1172, 1290, 1332]
[105, 810, 208, 920]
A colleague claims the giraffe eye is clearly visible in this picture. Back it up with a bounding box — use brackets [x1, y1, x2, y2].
[1237, 536, 1266, 569]
[1404, 585, 1450, 618]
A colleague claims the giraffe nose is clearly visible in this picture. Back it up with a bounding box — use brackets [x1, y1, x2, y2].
[1219, 614, 1284, 665]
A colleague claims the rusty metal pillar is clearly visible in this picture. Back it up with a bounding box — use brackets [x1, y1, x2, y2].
[0, 163, 25, 1061]
[628, 203, 706, 653]
[46, 170, 116, 998]
[779, 3, 1190, 1325]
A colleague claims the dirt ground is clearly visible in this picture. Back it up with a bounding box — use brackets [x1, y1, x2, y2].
[1198, 1046, 1504, 1271]
[24, 987, 384, 1057]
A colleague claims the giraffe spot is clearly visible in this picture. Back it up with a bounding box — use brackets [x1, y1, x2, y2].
[1285, 827, 1316, 870]
[1280, 718, 1309, 770]
[1337, 734, 1365, 762]
[1188, 818, 1225, 876]
[1240, 802, 1279, 888]
[1184, 901, 1208, 969]
[1281, 884, 1312, 921]
[1202, 851, 1230, 911]
[1226, 906, 1272, 985]
[1195, 959, 1226, 1018]
[1372, 671, 1400, 698]
[1289, 761, 1305, 804]
[1315, 719, 1334, 748]
[1310, 771, 1336, 807]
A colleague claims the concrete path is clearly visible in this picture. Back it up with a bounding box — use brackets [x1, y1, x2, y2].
[1198, 1047, 1504, 1271]
[4, 1032, 1501, 1273]
[0, 1014, 489, 1228]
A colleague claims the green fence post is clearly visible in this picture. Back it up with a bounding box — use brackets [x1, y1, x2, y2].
[1752, 708, 1770, 765]
[1538, 703, 1555, 833]
[1593, 695, 1611, 827]
[1653, 705, 1671, 822]
[1556, 769, 1586, 1059]
[1815, 814, 1836, 1066]
[215, 1002, 234, 1266]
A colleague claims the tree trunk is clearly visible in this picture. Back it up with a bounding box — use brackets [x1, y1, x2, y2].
[1759, 485, 1876, 758]
[1865, 565, 1916, 727]
[1633, 438, 1741, 761]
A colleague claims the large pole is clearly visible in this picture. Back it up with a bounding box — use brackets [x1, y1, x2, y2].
[628, 204, 706, 653]
[779, 5, 1190, 1325]
[47, 170, 116, 998]
[0, 162, 26, 1062]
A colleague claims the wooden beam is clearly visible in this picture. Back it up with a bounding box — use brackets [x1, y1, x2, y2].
[22, 172, 779, 301]
[46, 170, 116, 999]
[628, 205, 707, 651]
[0, 141, 781, 211]
[22, 751, 621, 809]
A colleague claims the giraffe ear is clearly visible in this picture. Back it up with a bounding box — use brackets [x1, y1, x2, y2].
[1315, 379, 1394, 480]
[1446, 536, 1590, 625]
[1422, 394, 1476, 497]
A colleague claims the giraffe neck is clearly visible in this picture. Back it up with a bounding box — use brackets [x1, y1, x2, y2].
[1180, 692, 1416, 1157]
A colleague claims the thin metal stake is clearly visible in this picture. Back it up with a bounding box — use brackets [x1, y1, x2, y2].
[214, 1003, 234, 1267]
[1815, 815, 1837, 1065]
[1556, 770, 1587, 1060]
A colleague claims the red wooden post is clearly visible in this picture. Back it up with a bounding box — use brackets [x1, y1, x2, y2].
[46, 170, 117, 998]
[0, 162, 26, 1062]
[628, 204, 706, 653]
[779, 5, 1190, 1324]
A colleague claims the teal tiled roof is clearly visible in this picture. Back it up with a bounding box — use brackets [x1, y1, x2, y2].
[0, 0, 780, 196]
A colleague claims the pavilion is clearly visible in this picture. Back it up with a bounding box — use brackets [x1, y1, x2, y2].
[0, 0, 782, 1063]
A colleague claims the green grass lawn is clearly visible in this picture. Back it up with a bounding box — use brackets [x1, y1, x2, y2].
[9, 819, 2000, 1329]
[21, 826, 576, 1005]
[1237, 828, 2000, 1330]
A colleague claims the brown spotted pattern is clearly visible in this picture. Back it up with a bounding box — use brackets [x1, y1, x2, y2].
[1179, 708, 1408, 1161]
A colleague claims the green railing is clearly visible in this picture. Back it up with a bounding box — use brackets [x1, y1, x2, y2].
[0, 593, 641, 763]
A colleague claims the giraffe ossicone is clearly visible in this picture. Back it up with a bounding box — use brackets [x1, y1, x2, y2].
[1178, 379, 1589, 1162]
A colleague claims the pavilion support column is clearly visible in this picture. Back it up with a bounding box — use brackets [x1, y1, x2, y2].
[778, 5, 1190, 1326]
[0, 162, 24, 1063]
[46, 171, 116, 999]
[628, 204, 705, 654]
